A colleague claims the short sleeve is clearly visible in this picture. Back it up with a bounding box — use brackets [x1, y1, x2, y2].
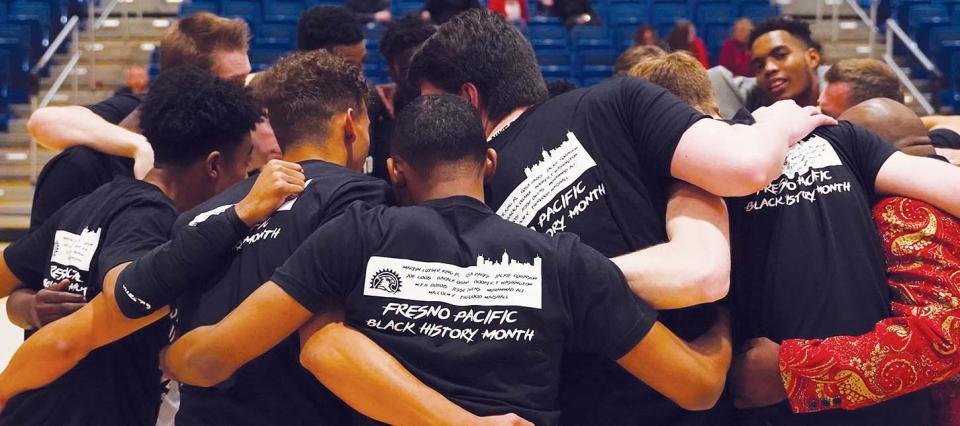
[96, 200, 176, 284]
[30, 148, 117, 230]
[834, 122, 898, 195]
[321, 178, 392, 223]
[619, 78, 709, 176]
[3, 204, 74, 289]
[930, 128, 960, 149]
[271, 203, 373, 313]
[84, 93, 142, 124]
[563, 237, 658, 359]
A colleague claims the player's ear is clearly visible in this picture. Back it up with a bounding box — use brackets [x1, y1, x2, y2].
[205, 150, 223, 179]
[387, 157, 406, 188]
[483, 148, 497, 185]
[343, 108, 358, 148]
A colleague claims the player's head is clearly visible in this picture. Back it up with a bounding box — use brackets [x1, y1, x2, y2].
[629, 52, 719, 117]
[297, 6, 365, 68]
[409, 9, 548, 134]
[839, 97, 935, 158]
[820, 58, 902, 118]
[749, 17, 822, 105]
[257, 50, 370, 171]
[388, 94, 495, 204]
[160, 12, 251, 85]
[139, 66, 261, 206]
[614, 45, 666, 75]
[379, 15, 437, 85]
[244, 72, 283, 172]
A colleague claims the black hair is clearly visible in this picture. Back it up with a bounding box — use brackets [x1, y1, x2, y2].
[749, 17, 822, 51]
[297, 6, 364, 51]
[391, 94, 487, 173]
[379, 15, 436, 67]
[408, 9, 548, 123]
[546, 80, 577, 98]
[257, 50, 369, 150]
[139, 66, 261, 166]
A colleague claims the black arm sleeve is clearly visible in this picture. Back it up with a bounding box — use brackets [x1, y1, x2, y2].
[114, 206, 250, 318]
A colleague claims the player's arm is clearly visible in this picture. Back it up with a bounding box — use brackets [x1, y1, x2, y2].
[0, 251, 25, 299]
[0, 263, 168, 408]
[672, 101, 836, 196]
[875, 152, 960, 218]
[27, 106, 154, 178]
[921, 114, 960, 132]
[162, 281, 313, 387]
[612, 182, 729, 309]
[617, 310, 731, 411]
[298, 314, 531, 426]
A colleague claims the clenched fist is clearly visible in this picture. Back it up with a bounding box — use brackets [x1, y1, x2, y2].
[235, 159, 306, 226]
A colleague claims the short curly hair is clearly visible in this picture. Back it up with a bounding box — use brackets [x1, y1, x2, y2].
[297, 6, 364, 51]
[139, 66, 261, 166]
[256, 50, 370, 150]
[749, 17, 822, 51]
[379, 15, 436, 67]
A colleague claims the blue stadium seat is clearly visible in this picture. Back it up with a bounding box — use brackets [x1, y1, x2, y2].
[363, 22, 386, 50]
[930, 27, 960, 74]
[696, 3, 736, 26]
[529, 15, 562, 25]
[571, 25, 612, 50]
[890, 0, 933, 25]
[179, 0, 220, 17]
[610, 3, 648, 26]
[222, 0, 262, 27]
[705, 23, 729, 66]
[651, 3, 686, 38]
[248, 47, 284, 71]
[7, 1, 52, 56]
[393, 0, 422, 17]
[528, 22, 567, 48]
[0, 26, 31, 103]
[575, 47, 615, 79]
[615, 24, 638, 50]
[908, 5, 950, 63]
[255, 22, 295, 48]
[740, 3, 779, 24]
[536, 48, 572, 80]
[263, 0, 305, 23]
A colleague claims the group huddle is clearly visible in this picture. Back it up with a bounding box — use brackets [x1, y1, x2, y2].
[0, 7, 958, 426]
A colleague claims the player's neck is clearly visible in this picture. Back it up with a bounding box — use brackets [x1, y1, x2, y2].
[143, 167, 207, 213]
[410, 176, 485, 205]
[485, 106, 529, 140]
[282, 141, 349, 168]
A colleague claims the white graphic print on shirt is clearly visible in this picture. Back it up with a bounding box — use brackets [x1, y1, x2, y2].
[47, 227, 102, 297]
[360, 253, 543, 343]
[744, 134, 852, 213]
[496, 132, 606, 235]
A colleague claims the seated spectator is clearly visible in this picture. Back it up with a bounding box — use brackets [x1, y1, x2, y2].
[540, 0, 599, 28]
[614, 45, 665, 75]
[633, 24, 666, 49]
[719, 18, 754, 77]
[667, 21, 708, 68]
[818, 58, 902, 118]
[489, 0, 528, 24]
[114, 64, 149, 96]
[344, 0, 392, 23]
[421, 0, 480, 25]
[298, 6, 366, 67]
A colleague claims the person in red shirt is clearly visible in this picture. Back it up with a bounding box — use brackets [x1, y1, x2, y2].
[731, 97, 960, 426]
[668, 20, 710, 68]
[719, 18, 754, 77]
[488, 0, 528, 23]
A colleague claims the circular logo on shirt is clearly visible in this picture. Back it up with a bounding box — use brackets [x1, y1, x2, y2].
[370, 269, 402, 294]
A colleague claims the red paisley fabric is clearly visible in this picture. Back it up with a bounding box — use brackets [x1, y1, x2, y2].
[778, 197, 960, 425]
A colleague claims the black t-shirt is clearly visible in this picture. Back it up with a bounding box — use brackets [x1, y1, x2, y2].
[727, 122, 931, 425]
[485, 76, 712, 424]
[1, 176, 176, 426]
[169, 160, 390, 426]
[30, 93, 141, 231]
[930, 127, 960, 149]
[272, 196, 657, 425]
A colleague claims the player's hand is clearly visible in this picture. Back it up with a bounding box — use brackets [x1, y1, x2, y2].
[473, 413, 534, 426]
[132, 137, 155, 180]
[730, 337, 787, 409]
[32, 279, 86, 327]
[752, 100, 838, 147]
[235, 159, 305, 226]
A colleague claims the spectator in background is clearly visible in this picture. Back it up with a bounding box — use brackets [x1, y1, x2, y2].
[344, 0, 392, 23]
[633, 24, 666, 49]
[719, 18, 754, 77]
[489, 0, 528, 24]
[369, 15, 437, 179]
[114, 64, 149, 96]
[540, 0, 598, 28]
[298, 6, 366, 68]
[613, 44, 665, 75]
[818, 58, 902, 118]
[421, 0, 480, 25]
[667, 21, 709, 68]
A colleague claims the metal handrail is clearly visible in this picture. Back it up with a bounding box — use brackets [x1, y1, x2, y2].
[887, 19, 942, 79]
[885, 19, 938, 115]
[30, 15, 79, 75]
[830, 0, 880, 57]
[38, 53, 82, 109]
[94, 0, 122, 30]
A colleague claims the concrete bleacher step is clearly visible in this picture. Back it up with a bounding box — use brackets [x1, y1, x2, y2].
[35, 89, 118, 107]
[823, 40, 879, 61]
[91, 17, 173, 40]
[780, 0, 861, 19]
[810, 20, 874, 42]
[95, 0, 180, 16]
